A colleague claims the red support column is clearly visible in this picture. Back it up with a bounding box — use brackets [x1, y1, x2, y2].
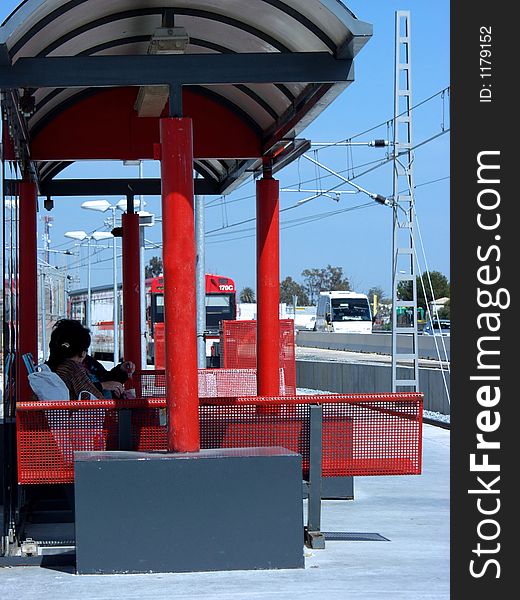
[256, 175, 280, 397]
[160, 117, 200, 453]
[18, 181, 38, 398]
[121, 212, 142, 374]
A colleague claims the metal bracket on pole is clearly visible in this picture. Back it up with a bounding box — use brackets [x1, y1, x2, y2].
[304, 404, 325, 549]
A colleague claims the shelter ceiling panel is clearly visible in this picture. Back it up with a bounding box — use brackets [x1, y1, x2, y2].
[2, 0, 367, 61]
[30, 86, 89, 131]
[235, 83, 293, 118]
[195, 158, 228, 180]
[43, 16, 163, 58]
[203, 84, 276, 131]
[29, 87, 263, 161]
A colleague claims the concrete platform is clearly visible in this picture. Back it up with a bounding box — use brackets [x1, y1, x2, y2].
[0, 424, 449, 599]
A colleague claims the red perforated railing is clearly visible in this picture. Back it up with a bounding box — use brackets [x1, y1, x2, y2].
[220, 320, 296, 394]
[139, 369, 291, 398]
[16, 392, 422, 484]
[16, 400, 122, 484]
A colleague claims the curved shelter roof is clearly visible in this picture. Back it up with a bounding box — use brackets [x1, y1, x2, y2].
[0, 0, 372, 195]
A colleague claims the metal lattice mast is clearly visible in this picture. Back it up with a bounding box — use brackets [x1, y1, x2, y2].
[391, 11, 419, 392]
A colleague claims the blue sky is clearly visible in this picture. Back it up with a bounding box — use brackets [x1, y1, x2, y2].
[1, 1, 449, 299]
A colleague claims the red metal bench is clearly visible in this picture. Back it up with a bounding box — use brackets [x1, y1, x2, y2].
[16, 392, 422, 485]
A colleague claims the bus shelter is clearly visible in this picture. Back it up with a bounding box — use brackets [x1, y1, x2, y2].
[0, 1, 423, 566]
[1, 0, 371, 441]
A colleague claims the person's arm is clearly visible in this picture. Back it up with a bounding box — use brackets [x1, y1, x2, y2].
[84, 354, 131, 384]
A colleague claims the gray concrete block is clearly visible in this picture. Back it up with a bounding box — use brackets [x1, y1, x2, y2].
[75, 447, 304, 574]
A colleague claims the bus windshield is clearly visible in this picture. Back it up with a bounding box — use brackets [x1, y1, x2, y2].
[206, 293, 236, 332]
[151, 292, 236, 333]
[331, 298, 371, 322]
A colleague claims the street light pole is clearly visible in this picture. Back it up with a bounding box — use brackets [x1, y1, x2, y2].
[80, 201, 122, 365]
[111, 206, 119, 363]
[86, 236, 92, 330]
[195, 184, 206, 368]
[40, 268, 47, 359]
[123, 161, 147, 369]
[65, 229, 113, 333]
[139, 162, 147, 369]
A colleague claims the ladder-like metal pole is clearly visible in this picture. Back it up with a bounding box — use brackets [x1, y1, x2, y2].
[391, 11, 419, 392]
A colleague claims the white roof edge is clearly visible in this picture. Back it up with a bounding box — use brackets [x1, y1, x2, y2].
[1, 0, 373, 51]
[319, 0, 373, 39]
[1, 0, 49, 43]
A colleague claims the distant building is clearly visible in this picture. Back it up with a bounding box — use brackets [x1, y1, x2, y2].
[429, 297, 450, 317]
[237, 303, 316, 330]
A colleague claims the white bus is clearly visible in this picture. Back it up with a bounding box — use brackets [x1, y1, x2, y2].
[315, 291, 372, 334]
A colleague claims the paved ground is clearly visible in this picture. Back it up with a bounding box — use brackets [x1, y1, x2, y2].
[0, 424, 449, 599]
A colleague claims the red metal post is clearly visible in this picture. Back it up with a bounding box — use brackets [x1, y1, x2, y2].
[121, 211, 142, 374]
[18, 181, 38, 398]
[256, 174, 280, 396]
[160, 117, 200, 453]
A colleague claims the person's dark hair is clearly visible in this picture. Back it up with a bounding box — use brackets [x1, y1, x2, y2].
[46, 319, 91, 371]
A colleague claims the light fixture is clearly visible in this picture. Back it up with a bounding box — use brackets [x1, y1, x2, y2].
[148, 27, 189, 54]
[64, 230, 88, 241]
[81, 199, 112, 212]
[19, 89, 36, 118]
[116, 198, 147, 212]
[92, 231, 113, 241]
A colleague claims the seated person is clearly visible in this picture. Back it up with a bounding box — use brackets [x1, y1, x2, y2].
[47, 319, 133, 400]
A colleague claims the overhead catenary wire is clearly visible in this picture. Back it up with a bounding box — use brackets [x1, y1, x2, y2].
[205, 85, 450, 206]
[203, 127, 449, 239]
[332, 86, 450, 146]
[206, 201, 376, 245]
[204, 169, 448, 242]
[203, 126, 449, 220]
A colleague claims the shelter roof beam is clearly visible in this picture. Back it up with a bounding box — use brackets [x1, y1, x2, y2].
[33, 177, 219, 198]
[0, 52, 353, 89]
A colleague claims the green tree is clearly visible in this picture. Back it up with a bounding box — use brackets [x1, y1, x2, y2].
[145, 256, 163, 278]
[239, 287, 256, 303]
[367, 286, 386, 304]
[397, 271, 450, 311]
[280, 276, 310, 305]
[327, 265, 350, 291]
[301, 265, 350, 304]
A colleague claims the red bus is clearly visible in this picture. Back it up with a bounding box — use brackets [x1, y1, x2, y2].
[68, 273, 236, 363]
[148, 274, 236, 366]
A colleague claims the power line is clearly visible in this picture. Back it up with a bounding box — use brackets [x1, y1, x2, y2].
[205, 128, 449, 237]
[339, 86, 450, 144]
[205, 85, 450, 203]
[206, 201, 376, 245]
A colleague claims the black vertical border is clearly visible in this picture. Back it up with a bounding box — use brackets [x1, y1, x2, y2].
[451, 3, 515, 597]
